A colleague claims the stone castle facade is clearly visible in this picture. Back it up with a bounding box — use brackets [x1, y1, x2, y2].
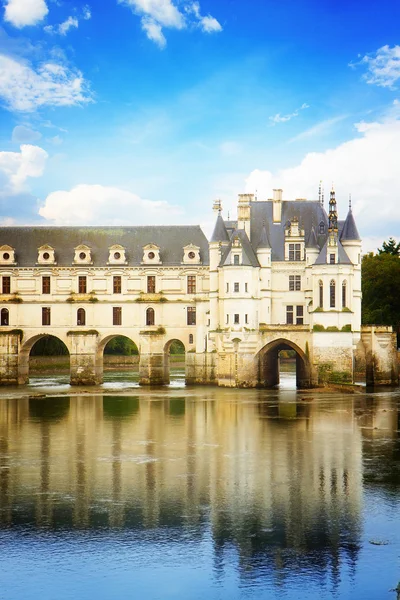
[0, 189, 397, 387]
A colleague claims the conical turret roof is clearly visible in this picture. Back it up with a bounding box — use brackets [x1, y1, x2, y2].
[210, 212, 230, 243]
[257, 223, 271, 249]
[340, 209, 360, 241]
[306, 226, 319, 248]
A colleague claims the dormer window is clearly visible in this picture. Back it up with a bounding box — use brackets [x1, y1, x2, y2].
[0, 245, 16, 266]
[37, 245, 56, 265]
[142, 244, 161, 265]
[74, 245, 92, 265]
[108, 245, 127, 265]
[182, 244, 200, 264]
[233, 255, 240, 265]
[319, 222, 325, 234]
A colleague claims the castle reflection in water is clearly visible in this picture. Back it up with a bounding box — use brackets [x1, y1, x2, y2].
[0, 389, 399, 585]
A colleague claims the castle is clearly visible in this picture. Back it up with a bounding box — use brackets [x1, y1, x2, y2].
[0, 188, 397, 387]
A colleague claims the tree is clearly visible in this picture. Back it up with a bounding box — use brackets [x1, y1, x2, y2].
[377, 237, 400, 256]
[362, 252, 400, 340]
[104, 336, 138, 355]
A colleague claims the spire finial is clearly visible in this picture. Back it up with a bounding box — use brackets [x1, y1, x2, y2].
[349, 193, 352, 210]
[318, 180, 322, 205]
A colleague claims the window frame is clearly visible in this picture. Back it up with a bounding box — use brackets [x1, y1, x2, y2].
[42, 276, 51, 295]
[2, 276, 10, 294]
[146, 307, 155, 326]
[113, 275, 122, 294]
[187, 306, 196, 326]
[187, 275, 196, 294]
[289, 243, 301, 261]
[77, 308, 86, 326]
[330, 280, 336, 308]
[234, 282, 239, 293]
[147, 275, 156, 294]
[1, 308, 9, 326]
[286, 305, 294, 324]
[42, 307, 51, 326]
[113, 306, 122, 326]
[78, 276, 87, 294]
[289, 275, 301, 291]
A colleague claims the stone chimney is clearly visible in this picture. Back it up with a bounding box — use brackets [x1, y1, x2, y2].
[273, 188, 282, 223]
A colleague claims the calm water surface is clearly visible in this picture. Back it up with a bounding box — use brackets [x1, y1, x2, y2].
[0, 369, 399, 600]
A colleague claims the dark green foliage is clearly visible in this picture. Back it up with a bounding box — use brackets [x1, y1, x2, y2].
[30, 336, 69, 356]
[104, 336, 138, 355]
[362, 252, 400, 331]
[377, 237, 400, 256]
[169, 340, 185, 354]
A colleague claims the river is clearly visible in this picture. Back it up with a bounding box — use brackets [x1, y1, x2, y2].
[0, 368, 399, 600]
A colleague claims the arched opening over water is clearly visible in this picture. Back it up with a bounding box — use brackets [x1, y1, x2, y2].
[99, 335, 140, 385]
[20, 334, 70, 385]
[257, 338, 311, 389]
[163, 339, 186, 385]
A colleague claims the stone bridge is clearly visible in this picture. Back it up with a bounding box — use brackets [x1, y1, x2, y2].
[0, 324, 398, 388]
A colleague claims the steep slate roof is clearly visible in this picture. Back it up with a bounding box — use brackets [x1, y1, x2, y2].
[306, 226, 319, 248]
[220, 229, 260, 267]
[340, 209, 361, 241]
[315, 239, 352, 265]
[257, 224, 271, 248]
[210, 213, 230, 243]
[0, 226, 209, 267]
[249, 200, 329, 261]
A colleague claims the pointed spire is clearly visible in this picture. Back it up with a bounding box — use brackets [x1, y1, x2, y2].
[340, 202, 360, 241]
[306, 226, 319, 248]
[349, 193, 352, 209]
[257, 222, 271, 248]
[210, 212, 229, 243]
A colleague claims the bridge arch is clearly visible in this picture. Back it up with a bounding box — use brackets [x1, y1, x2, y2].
[163, 338, 186, 385]
[19, 333, 71, 385]
[256, 337, 311, 388]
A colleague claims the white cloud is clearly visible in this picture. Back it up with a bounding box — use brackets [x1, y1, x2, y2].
[4, 0, 48, 28]
[288, 115, 346, 143]
[46, 134, 63, 145]
[0, 144, 48, 196]
[83, 4, 91, 19]
[269, 103, 309, 125]
[58, 16, 78, 35]
[118, 0, 221, 46]
[141, 17, 166, 48]
[39, 184, 182, 225]
[352, 45, 400, 89]
[0, 54, 92, 112]
[245, 113, 400, 237]
[12, 124, 42, 143]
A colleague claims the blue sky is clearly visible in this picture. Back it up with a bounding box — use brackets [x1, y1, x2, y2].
[1, 0, 400, 250]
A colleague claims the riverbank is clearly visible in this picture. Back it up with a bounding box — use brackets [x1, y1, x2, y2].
[29, 355, 186, 373]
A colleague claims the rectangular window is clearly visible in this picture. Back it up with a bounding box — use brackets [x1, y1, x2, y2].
[233, 255, 240, 265]
[78, 276, 87, 294]
[113, 307, 122, 326]
[234, 314, 240, 324]
[42, 276, 51, 294]
[245, 314, 248, 324]
[187, 275, 196, 294]
[330, 283, 336, 308]
[42, 307, 51, 326]
[289, 243, 301, 261]
[226, 314, 229, 324]
[245, 283, 248, 293]
[286, 305, 294, 324]
[187, 306, 196, 325]
[289, 275, 301, 291]
[226, 282, 229, 293]
[113, 276, 122, 294]
[296, 305, 304, 325]
[342, 284, 347, 308]
[2, 276, 10, 294]
[147, 275, 156, 293]
[330, 254, 335, 264]
[234, 282, 239, 293]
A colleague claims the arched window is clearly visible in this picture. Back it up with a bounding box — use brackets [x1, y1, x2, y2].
[77, 308, 86, 326]
[330, 280, 336, 308]
[189, 333, 194, 344]
[342, 281, 347, 308]
[146, 307, 155, 326]
[319, 221, 325, 234]
[1, 308, 9, 326]
[319, 280, 323, 309]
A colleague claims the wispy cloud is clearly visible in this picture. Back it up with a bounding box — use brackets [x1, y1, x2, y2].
[350, 45, 400, 89]
[288, 115, 347, 143]
[0, 54, 92, 112]
[269, 103, 309, 125]
[118, 0, 222, 48]
[4, 0, 48, 28]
